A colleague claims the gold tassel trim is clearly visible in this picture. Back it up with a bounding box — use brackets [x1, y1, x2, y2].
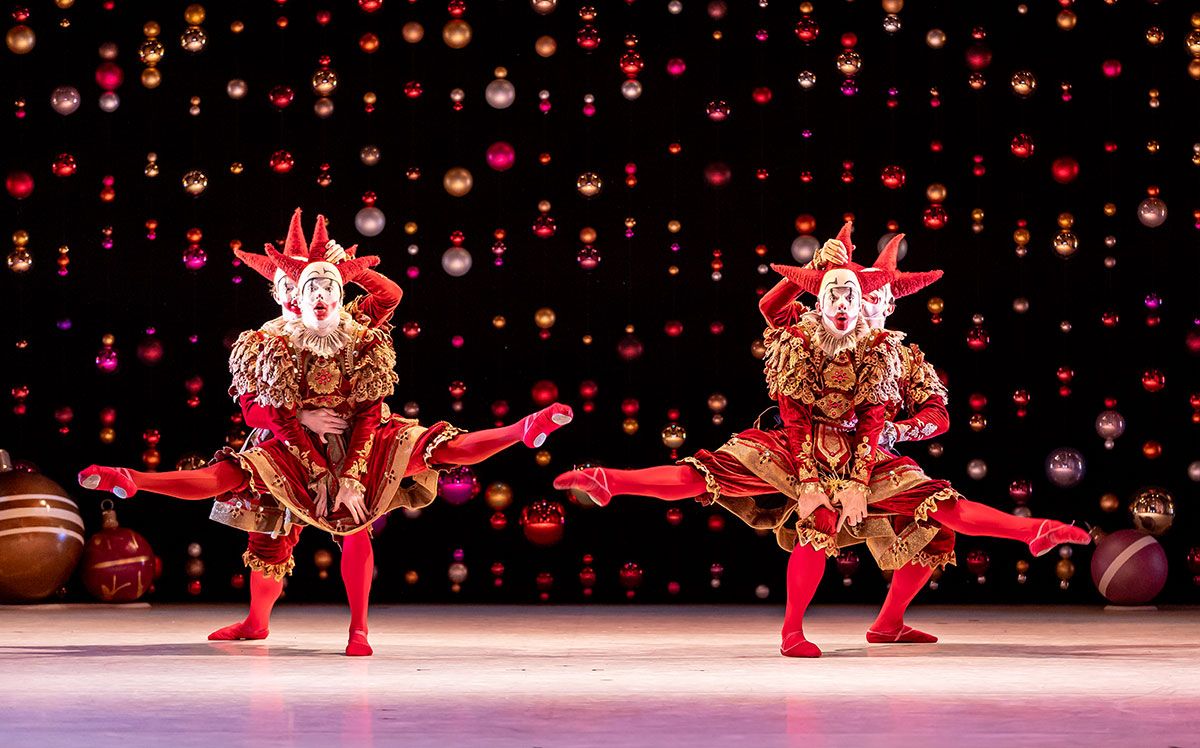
[852, 328, 905, 406]
[677, 456, 722, 502]
[227, 329, 268, 400]
[349, 327, 399, 404]
[253, 335, 302, 409]
[794, 521, 840, 557]
[422, 424, 466, 470]
[910, 550, 957, 569]
[913, 487, 961, 523]
[242, 550, 295, 581]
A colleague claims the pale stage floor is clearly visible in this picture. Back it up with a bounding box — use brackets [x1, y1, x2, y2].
[0, 604, 1197, 748]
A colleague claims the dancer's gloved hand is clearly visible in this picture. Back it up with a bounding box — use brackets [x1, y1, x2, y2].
[334, 478, 368, 524]
[834, 484, 869, 532]
[324, 240, 349, 264]
[794, 485, 835, 520]
[878, 422, 899, 451]
[816, 238, 849, 267]
[298, 408, 349, 444]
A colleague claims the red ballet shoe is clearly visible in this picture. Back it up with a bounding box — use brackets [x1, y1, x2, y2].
[1028, 520, 1092, 558]
[78, 465, 137, 499]
[780, 631, 822, 658]
[345, 628, 373, 657]
[207, 621, 270, 641]
[866, 625, 938, 644]
[521, 403, 574, 448]
[552, 468, 611, 507]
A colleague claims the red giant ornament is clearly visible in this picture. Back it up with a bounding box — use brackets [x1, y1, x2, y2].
[80, 499, 156, 602]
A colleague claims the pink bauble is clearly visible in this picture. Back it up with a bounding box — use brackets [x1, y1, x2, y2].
[486, 141, 515, 171]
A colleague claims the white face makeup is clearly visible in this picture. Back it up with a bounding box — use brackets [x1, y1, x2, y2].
[817, 268, 862, 338]
[861, 279, 896, 329]
[299, 274, 343, 333]
[271, 270, 300, 320]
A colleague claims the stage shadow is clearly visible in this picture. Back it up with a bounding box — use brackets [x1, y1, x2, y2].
[823, 642, 1200, 659]
[0, 642, 336, 658]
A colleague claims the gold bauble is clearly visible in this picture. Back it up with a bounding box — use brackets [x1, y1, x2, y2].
[180, 25, 207, 53]
[184, 4, 206, 24]
[13, 230, 30, 247]
[443, 20, 472, 49]
[1103, 202, 1117, 217]
[881, 0, 903, 12]
[531, 0, 558, 14]
[229, 162, 244, 175]
[403, 22, 424, 43]
[313, 549, 333, 570]
[534, 307, 556, 329]
[443, 167, 473, 197]
[661, 424, 687, 449]
[56, 0, 76, 7]
[1055, 558, 1075, 581]
[7, 249, 32, 273]
[1129, 487, 1174, 536]
[1187, 29, 1200, 55]
[181, 170, 208, 196]
[1189, 58, 1200, 81]
[926, 297, 945, 314]
[1010, 70, 1037, 97]
[535, 35, 557, 57]
[1099, 493, 1120, 512]
[926, 183, 946, 202]
[1057, 212, 1074, 229]
[534, 450, 552, 467]
[576, 172, 602, 197]
[622, 418, 639, 436]
[750, 339, 767, 359]
[485, 482, 513, 510]
[492, 316, 506, 329]
[667, 220, 681, 233]
[404, 221, 418, 235]
[6, 25, 35, 54]
[1056, 10, 1076, 30]
[99, 427, 116, 444]
[579, 227, 597, 243]
[1052, 230, 1078, 258]
[312, 68, 338, 96]
[313, 98, 334, 118]
[141, 67, 162, 88]
[707, 393, 727, 412]
[143, 21, 161, 38]
[138, 37, 165, 64]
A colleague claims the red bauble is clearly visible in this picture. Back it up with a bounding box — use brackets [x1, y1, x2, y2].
[6, 170, 35, 199]
[1141, 369, 1165, 393]
[619, 561, 643, 590]
[794, 16, 819, 43]
[268, 85, 295, 109]
[965, 44, 992, 71]
[531, 379, 559, 407]
[703, 162, 732, 187]
[521, 500, 565, 546]
[80, 501, 155, 602]
[95, 62, 124, 91]
[922, 204, 948, 230]
[1090, 530, 1167, 605]
[1010, 133, 1035, 158]
[1051, 157, 1079, 184]
[880, 165, 906, 189]
[269, 150, 295, 173]
[52, 153, 77, 177]
[964, 549, 990, 578]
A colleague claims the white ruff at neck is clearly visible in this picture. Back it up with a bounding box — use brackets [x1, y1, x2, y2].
[285, 311, 354, 358]
[802, 310, 869, 358]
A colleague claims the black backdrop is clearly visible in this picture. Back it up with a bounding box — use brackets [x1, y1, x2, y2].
[4, 0, 1196, 604]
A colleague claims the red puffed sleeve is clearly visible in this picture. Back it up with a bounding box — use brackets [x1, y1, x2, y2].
[239, 393, 275, 431]
[894, 344, 950, 442]
[349, 269, 402, 327]
[759, 278, 809, 329]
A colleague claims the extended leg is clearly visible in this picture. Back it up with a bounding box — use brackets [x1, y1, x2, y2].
[341, 530, 374, 657]
[780, 544, 828, 658]
[423, 403, 573, 471]
[867, 564, 938, 643]
[552, 465, 710, 507]
[933, 499, 1090, 557]
[79, 462, 247, 500]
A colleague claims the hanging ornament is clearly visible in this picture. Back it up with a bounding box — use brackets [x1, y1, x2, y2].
[80, 499, 156, 602]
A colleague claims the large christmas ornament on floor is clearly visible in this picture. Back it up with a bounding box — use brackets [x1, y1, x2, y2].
[0, 450, 86, 602]
[80, 499, 156, 602]
[1090, 529, 1168, 605]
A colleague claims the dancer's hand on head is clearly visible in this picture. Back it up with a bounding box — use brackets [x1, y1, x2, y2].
[794, 485, 834, 519]
[324, 240, 348, 264]
[834, 484, 868, 532]
[298, 408, 349, 444]
[818, 238, 849, 267]
[334, 479, 368, 525]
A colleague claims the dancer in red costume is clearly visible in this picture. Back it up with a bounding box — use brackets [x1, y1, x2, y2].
[200, 209, 404, 648]
[555, 221, 1089, 657]
[80, 211, 574, 656]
